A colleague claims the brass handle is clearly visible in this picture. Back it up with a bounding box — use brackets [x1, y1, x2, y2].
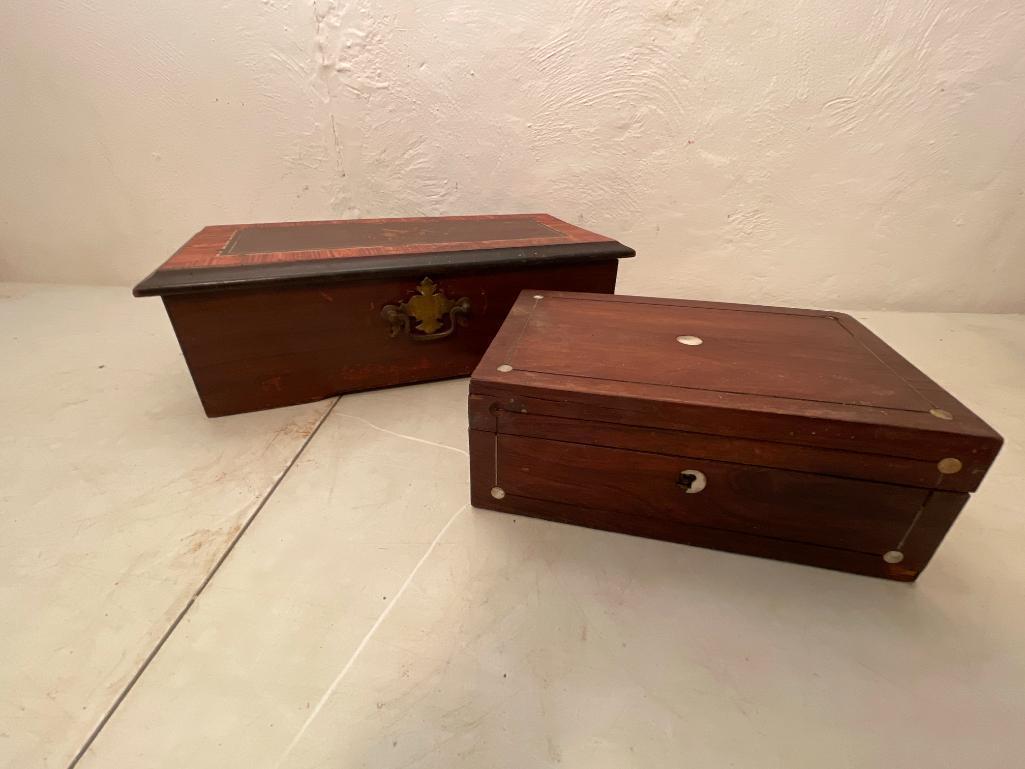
[381, 277, 471, 342]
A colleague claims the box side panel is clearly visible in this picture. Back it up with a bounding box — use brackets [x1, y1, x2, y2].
[469, 428, 498, 510]
[163, 261, 617, 417]
[469, 427, 969, 581]
[897, 489, 969, 574]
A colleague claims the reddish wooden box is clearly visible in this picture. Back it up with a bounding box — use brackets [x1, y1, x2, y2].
[134, 214, 632, 416]
[469, 291, 1002, 581]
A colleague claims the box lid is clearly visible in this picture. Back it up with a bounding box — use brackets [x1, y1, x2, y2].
[133, 214, 633, 297]
[470, 291, 1002, 492]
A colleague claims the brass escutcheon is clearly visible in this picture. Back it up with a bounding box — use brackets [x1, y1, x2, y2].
[381, 277, 471, 341]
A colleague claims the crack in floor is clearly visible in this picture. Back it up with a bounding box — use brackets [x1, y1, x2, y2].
[333, 410, 469, 457]
[274, 502, 468, 768]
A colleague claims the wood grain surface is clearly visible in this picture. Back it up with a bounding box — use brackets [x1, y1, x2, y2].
[147, 214, 614, 272]
[468, 290, 1001, 580]
[164, 263, 618, 416]
[468, 430, 969, 582]
[468, 394, 977, 492]
[472, 291, 1002, 477]
[134, 215, 633, 297]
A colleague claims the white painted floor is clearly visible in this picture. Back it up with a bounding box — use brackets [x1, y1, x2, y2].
[2, 284, 1023, 769]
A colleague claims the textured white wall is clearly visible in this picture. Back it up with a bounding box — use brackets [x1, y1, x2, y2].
[2, 0, 1024, 310]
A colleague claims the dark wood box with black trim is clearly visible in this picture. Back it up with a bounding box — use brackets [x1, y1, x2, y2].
[133, 214, 633, 416]
[469, 290, 1002, 581]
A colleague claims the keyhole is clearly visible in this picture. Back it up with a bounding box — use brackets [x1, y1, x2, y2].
[676, 469, 707, 494]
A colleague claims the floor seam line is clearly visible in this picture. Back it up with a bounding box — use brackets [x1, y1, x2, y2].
[65, 396, 342, 769]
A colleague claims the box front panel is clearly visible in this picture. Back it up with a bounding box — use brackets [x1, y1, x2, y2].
[164, 261, 617, 416]
[487, 433, 926, 553]
[468, 429, 968, 581]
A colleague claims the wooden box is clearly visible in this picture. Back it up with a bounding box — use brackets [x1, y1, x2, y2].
[134, 214, 633, 416]
[469, 291, 1002, 581]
